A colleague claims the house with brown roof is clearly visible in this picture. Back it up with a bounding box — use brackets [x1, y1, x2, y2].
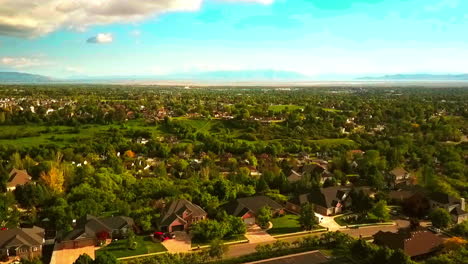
[389, 167, 412, 187]
[287, 162, 332, 184]
[373, 229, 442, 258]
[225, 196, 285, 225]
[6, 169, 32, 192]
[0, 226, 45, 260]
[160, 199, 207, 232]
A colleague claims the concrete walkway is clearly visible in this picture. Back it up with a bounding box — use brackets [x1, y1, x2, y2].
[317, 215, 343, 231]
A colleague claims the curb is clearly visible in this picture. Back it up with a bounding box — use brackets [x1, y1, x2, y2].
[272, 229, 328, 239]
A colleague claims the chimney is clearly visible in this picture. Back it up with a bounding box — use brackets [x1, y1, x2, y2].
[460, 198, 465, 211]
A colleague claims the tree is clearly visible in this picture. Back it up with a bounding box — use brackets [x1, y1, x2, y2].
[257, 206, 272, 229]
[225, 215, 246, 238]
[207, 239, 228, 260]
[450, 220, 468, 238]
[388, 249, 414, 264]
[40, 166, 64, 193]
[126, 230, 137, 250]
[191, 219, 227, 243]
[299, 203, 318, 230]
[430, 208, 452, 229]
[368, 200, 390, 222]
[443, 237, 467, 252]
[73, 254, 94, 264]
[94, 252, 118, 264]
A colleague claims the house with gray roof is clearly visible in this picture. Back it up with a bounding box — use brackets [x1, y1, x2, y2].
[160, 199, 207, 232]
[62, 215, 135, 245]
[0, 226, 45, 260]
[225, 196, 285, 225]
[429, 193, 467, 224]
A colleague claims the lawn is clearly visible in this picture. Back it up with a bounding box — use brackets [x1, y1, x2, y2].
[191, 235, 248, 247]
[96, 235, 167, 259]
[267, 214, 303, 235]
[334, 214, 391, 227]
[309, 138, 357, 148]
[268, 105, 303, 112]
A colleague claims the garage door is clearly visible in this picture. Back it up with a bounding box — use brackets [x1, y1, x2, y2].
[172, 225, 185, 232]
[244, 217, 255, 225]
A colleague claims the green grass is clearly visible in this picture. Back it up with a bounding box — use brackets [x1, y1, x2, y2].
[309, 138, 357, 148]
[96, 235, 167, 258]
[267, 214, 303, 235]
[268, 105, 303, 112]
[0, 120, 163, 148]
[191, 235, 247, 247]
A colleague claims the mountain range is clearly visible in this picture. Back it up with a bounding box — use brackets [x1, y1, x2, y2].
[2, 71, 468, 83]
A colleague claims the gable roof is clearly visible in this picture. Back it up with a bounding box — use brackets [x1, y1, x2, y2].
[373, 229, 442, 257]
[160, 199, 207, 226]
[390, 167, 409, 178]
[63, 215, 134, 241]
[303, 187, 351, 208]
[226, 196, 284, 217]
[0, 226, 44, 249]
[7, 169, 32, 188]
[430, 192, 460, 205]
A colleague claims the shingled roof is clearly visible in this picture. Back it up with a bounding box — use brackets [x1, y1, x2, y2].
[160, 199, 207, 226]
[226, 196, 284, 217]
[0, 226, 44, 249]
[430, 192, 460, 205]
[373, 229, 442, 257]
[7, 169, 32, 189]
[63, 215, 134, 241]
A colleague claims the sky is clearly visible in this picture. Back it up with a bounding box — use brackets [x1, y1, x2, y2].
[0, 0, 467, 78]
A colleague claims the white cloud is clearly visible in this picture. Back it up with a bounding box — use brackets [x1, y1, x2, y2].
[0, 0, 273, 38]
[87, 33, 113, 44]
[130, 30, 141, 37]
[0, 57, 46, 68]
[65, 66, 85, 73]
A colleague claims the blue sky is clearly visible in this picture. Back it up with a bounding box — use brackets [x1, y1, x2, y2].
[0, 0, 467, 78]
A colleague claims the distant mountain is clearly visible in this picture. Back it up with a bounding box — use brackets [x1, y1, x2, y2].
[0, 72, 54, 83]
[358, 74, 468, 81]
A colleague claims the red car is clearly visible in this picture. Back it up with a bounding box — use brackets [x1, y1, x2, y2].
[153, 231, 175, 242]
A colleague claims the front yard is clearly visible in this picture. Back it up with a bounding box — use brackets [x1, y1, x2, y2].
[334, 214, 391, 226]
[96, 235, 167, 258]
[267, 214, 303, 235]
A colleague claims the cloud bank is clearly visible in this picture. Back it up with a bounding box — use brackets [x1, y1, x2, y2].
[0, 0, 273, 38]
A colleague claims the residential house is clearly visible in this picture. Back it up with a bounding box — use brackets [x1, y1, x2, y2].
[289, 186, 373, 216]
[287, 162, 333, 184]
[160, 199, 207, 232]
[6, 169, 32, 192]
[373, 229, 442, 258]
[60, 215, 135, 249]
[0, 226, 45, 260]
[226, 196, 285, 225]
[389, 167, 412, 187]
[429, 193, 468, 224]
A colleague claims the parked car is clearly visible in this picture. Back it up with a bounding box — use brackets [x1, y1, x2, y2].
[428, 226, 441, 233]
[153, 231, 175, 241]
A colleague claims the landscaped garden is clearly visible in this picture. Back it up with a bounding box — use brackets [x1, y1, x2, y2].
[96, 235, 167, 259]
[267, 214, 303, 235]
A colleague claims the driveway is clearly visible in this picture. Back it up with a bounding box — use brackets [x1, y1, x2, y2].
[162, 231, 191, 253]
[50, 245, 96, 264]
[318, 215, 343, 231]
[245, 225, 276, 244]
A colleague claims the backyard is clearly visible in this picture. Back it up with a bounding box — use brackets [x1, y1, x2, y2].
[96, 235, 167, 259]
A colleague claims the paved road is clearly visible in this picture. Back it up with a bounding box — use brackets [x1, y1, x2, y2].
[226, 220, 410, 258]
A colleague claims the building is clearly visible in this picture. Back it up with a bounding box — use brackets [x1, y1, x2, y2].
[289, 186, 373, 216]
[373, 229, 442, 258]
[6, 169, 32, 192]
[389, 167, 412, 187]
[60, 215, 135, 249]
[160, 199, 207, 232]
[429, 193, 468, 224]
[0, 226, 45, 260]
[287, 162, 332, 184]
[226, 196, 285, 225]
